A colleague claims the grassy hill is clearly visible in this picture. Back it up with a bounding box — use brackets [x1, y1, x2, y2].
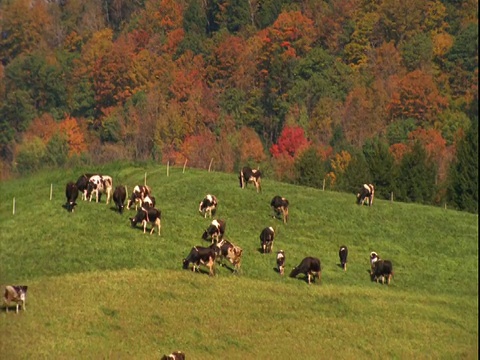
[0, 163, 478, 359]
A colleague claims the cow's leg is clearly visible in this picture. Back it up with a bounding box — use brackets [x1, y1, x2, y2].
[142, 220, 147, 233]
[307, 273, 311, 284]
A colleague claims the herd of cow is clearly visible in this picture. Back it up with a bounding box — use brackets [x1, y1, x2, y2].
[3, 168, 392, 318]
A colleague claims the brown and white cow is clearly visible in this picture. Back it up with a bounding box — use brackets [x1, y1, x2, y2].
[199, 194, 218, 218]
[182, 246, 216, 276]
[260, 227, 275, 253]
[211, 239, 243, 273]
[202, 219, 226, 244]
[339, 245, 348, 272]
[3, 285, 28, 313]
[65, 181, 79, 212]
[86, 175, 113, 204]
[290, 257, 321, 284]
[370, 251, 380, 275]
[129, 207, 161, 235]
[75, 173, 96, 200]
[239, 166, 262, 192]
[161, 351, 186, 360]
[276, 250, 286, 275]
[126, 185, 151, 210]
[357, 184, 375, 206]
[371, 259, 394, 285]
[271, 196, 289, 223]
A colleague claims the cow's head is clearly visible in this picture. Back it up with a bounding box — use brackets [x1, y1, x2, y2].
[182, 258, 189, 269]
[66, 201, 77, 212]
[129, 217, 138, 227]
[201, 229, 209, 240]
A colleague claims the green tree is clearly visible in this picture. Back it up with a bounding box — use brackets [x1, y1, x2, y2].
[15, 137, 46, 174]
[395, 141, 437, 204]
[293, 147, 328, 189]
[363, 138, 396, 200]
[448, 118, 478, 213]
[401, 32, 434, 71]
[336, 149, 371, 194]
[45, 132, 69, 167]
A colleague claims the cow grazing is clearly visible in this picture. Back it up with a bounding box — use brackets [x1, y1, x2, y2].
[182, 246, 216, 276]
[271, 196, 289, 223]
[65, 181, 79, 212]
[371, 259, 394, 285]
[202, 219, 226, 243]
[238, 166, 262, 192]
[260, 227, 275, 253]
[142, 194, 156, 208]
[339, 245, 348, 271]
[211, 239, 243, 273]
[370, 251, 380, 275]
[86, 175, 113, 203]
[357, 183, 375, 206]
[113, 185, 127, 214]
[3, 285, 28, 313]
[129, 207, 161, 235]
[75, 173, 96, 200]
[290, 257, 321, 284]
[161, 351, 186, 360]
[199, 194, 218, 218]
[276, 250, 286, 275]
[126, 185, 151, 210]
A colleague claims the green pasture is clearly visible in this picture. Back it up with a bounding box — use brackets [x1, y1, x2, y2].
[0, 163, 478, 359]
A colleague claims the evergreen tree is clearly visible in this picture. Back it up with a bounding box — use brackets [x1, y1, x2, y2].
[396, 141, 436, 204]
[294, 147, 328, 189]
[448, 118, 478, 213]
[337, 149, 371, 194]
[363, 137, 396, 200]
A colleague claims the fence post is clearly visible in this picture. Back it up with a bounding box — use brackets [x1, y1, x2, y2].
[390, 192, 394, 202]
[208, 158, 213, 172]
[144, 172, 147, 186]
[183, 159, 188, 174]
[167, 161, 170, 177]
[322, 178, 325, 191]
[13, 197, 15, 215]
[50, 183, 53, 200]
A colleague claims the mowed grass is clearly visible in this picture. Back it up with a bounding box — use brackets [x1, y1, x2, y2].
[0, 163, 478, 359]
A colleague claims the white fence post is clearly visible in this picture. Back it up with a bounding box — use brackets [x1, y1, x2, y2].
[167, 161, 170, 177]
[183, 159, 187, 174]
[144, 172, 147, 186]
[208, 158, 213, 172]
[12, 197, 15, 215]
[50, 184, 53, 200]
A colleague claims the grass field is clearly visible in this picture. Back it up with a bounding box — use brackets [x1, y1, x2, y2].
[0, 163, 478, 359]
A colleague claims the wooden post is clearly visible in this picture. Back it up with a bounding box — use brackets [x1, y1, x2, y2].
[144, 172, 147, 186]
[390, 192, 394, 202]
[50, 184, 53, 200]
[444, 202, 447, 210]
[167, 161, 170, 177]
[322, 178, 325, 191]
[208, 158, 213, 172]
[183, 159, 188, 173]
[125, 185, 128, 198]
[13, 197, 15, 215]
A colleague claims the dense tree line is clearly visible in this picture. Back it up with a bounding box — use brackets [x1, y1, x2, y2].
[0, 0, 477, 213]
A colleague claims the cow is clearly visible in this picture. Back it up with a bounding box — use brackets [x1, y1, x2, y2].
[3, 285, 28, 313]
[289, 257, 321, 284]
[86, 175, 113, 203]
[182, 246, 216, 276]
[211, 239, 243, 273]
[259, 227, 275, 253]
[357, 183, 375, 206]
[339, 245, 348, 271]
[129, 207, 161, 235]
[276, 250, 286, 275]
[126, 185, 151, 210]
[161, 351, 186, 360]
[271, 195, 289, 223]
[141, 194, 156, 208]
[371, 259, 394, 285]
[238, 166, 262, 192]
[65, 181, 79, 212]
[199, 194, 218, 218]
[75, 173, 96, 200]
[113, 185, 127, 214]
[370, 251, 380, 275]
[202, 219, 226, 244]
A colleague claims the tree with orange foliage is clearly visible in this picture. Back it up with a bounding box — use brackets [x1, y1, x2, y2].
[237, 127, 267, 164]
[59, 115, 87, 157]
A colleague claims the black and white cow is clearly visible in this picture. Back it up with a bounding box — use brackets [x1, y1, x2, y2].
[371, 259, 394, 285]
[75, 173, 96, 200]
[141, 194, 156, 209]
[113, 185, 127, 214]
[259, 226, 275, 253]
[271, 195, 289, 223]
[239, 166, 262, 192]
[129, 207, 161, 235]
[199, 194, 218, 218]
[289, 257, 321, 284]
[339, 245, 348, 272]
[3, 285, 28, 313]
[202, 219, 226, 243]
[357, 183, 375, 206]
[276, 250, 286, 275]
[211, 239, 243, 273]
[126, 185, 151, 210]
[65, 181, 79, 212]
[161, 351, 186, 360]
[370, 251, 380, 275]
[86, 175, 113, 203]
[182, 246, 216, 276]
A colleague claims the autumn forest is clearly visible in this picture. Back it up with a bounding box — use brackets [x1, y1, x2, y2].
[0, 0, 478, 212]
